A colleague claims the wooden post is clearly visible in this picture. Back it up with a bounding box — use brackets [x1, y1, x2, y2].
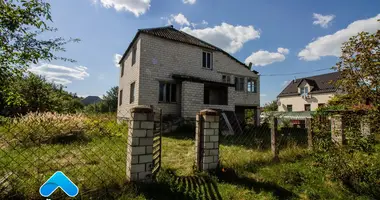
[306, 118, 313, 150]
[271, 117, 279, 162]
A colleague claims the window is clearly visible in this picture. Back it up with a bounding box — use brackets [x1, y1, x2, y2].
[132, 45, 137, 66]
[222, 75, 231, 83]
[202, 51, 212, 69]
[287, 105, 292, 112]
[204, 84, 228, 105]
[130, 82, 135, 103]
[247, 79, 257, 93]
[120, 61, 124, 77]
[300, 86, 309, 95]
[119, 89, 123, 106]
[235, 77, 245, 91]
[318, 103, 325, 108]
[159, 82, 177, 103]
[304, 104, 311, 111]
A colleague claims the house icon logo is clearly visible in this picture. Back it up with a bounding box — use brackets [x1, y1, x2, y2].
[39, 171, 79, 197]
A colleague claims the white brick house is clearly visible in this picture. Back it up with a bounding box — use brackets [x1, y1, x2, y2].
[117, 26, 260, 124]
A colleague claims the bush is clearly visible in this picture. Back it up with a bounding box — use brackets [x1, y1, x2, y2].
[1, 112, 127, 147]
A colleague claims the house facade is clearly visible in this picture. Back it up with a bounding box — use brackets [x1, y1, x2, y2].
[117, 26, 260, 124]
[277, 72, 341, 112]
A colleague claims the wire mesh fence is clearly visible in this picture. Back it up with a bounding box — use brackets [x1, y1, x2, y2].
[0, 111, 134, 199]
[218, 111, 310, 163]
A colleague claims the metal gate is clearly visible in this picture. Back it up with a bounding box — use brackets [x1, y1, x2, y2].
[152, 108, 162, 176]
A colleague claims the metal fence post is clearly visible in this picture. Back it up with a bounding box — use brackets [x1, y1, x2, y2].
[271, 116, 279, 161]
[306, 118, 313, 150]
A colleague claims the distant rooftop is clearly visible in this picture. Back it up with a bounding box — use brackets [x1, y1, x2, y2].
[278, 71, 342, 97]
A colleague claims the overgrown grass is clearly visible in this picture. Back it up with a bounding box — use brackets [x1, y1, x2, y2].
[0, 114, 378, 199]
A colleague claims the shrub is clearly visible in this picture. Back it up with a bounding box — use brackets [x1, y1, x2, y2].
[1, 112, 127, 147]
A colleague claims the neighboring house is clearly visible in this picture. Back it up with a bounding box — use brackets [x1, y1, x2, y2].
[277, 72, 341, 112]
[81, 96, 102, 106]
[117, 26, 260, 124]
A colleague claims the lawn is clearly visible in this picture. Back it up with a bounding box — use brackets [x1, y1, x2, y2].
[1, 130, 375, 200]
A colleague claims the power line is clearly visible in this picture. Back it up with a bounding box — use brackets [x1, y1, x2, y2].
[260, 67, 332, 77]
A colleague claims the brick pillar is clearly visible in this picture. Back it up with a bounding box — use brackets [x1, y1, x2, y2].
[195, 109, 219, 171]
[271, 117, 279, 161]
[305, 118, 313, 150]
[331, 114, 345, 145]
[360, 116, 371, 137]
[126, 106, 154, 182]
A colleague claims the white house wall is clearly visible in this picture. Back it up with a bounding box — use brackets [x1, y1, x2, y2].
[278, 93, 334, 112]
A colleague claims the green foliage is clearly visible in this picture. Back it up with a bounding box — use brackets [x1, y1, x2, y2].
[263, 100, 278, 112]
[311, 28, 380, 198]
[83, 86, 119, 113]
[0, 0, 79, 106]
[0, 73, 84, 116]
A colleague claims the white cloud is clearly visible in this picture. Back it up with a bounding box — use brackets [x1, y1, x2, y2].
[114, 54, 122, 67]
[299, 14, 380, 61]
[29, 63, 90, 85]
[93, 0, 151, 17]
[277, 47, 289, 55]
[181, 23, 260, 54]
[201, 20, 208, 25]
[183, 0, 196, 4]
[313, 13, 335, 28]
[245, 47, 289, 67]
[168, 13, 190, 26]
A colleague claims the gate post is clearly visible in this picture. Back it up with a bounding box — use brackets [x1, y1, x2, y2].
[271, 116, 279, 162]
[305, 118, 313, 150]
[360, 116, 371, 137]
[331, 114, 345, 145]
[195, 109, 219, 171]
[126, 106, 154, 182]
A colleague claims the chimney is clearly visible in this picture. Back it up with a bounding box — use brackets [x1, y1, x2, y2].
[293, 76, 297, 83]
[248, 62, 253, 70]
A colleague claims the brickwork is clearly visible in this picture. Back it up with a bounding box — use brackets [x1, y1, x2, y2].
[195, 109, 219, 171]
[331, 114, 346, 145]
[126, 106, 154, 182]
[118, 33, 260, 119]
[117, 38, 142, 119]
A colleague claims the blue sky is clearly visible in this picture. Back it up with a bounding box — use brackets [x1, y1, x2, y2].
[32, 0, 380, 105]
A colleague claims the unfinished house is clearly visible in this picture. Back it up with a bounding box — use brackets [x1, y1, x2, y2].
[117, 26, 260, 129]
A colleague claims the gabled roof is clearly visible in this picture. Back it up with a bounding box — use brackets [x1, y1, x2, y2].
[278, 71, 342, 97]
[119, 26, 258, 74]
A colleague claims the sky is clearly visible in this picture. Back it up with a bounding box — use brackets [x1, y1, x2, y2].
[31, 0, 380, 106]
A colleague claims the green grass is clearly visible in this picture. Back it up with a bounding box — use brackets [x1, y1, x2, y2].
[0, 132, 377, 199]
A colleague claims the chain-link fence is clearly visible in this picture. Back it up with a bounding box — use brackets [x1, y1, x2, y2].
[218, 111, 309, 163]
[0, 111, 133, 199]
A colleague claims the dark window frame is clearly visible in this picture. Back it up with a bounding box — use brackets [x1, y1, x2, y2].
[202, 51, 213, 69]
[130, 82, 135, 104]
[235, 77, 245, 91]
[159, 82, 177, 103]
[222, 75, 231, 83]
[247, 78, 257, 93]
[119, 89, 123, 106]
[287, 104, 292, 112]
[304, 104, 311, 111]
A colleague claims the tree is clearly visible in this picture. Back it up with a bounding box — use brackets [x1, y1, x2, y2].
[0, 0, 79, 107]
[102, 86, 118, 112]
[333, 29, 380, 110]
[263, 100, 278, 112]
[0, 73, 84, 116]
